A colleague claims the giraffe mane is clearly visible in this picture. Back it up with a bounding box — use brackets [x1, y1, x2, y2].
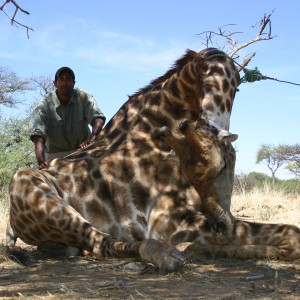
[130, 49, 199, 99]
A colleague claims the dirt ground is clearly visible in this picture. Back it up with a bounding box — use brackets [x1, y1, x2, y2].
[1, 203, 300, 300]
[0, 240, 299, 300]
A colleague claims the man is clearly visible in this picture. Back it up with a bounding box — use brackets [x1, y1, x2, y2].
[30, 67, 106, 169]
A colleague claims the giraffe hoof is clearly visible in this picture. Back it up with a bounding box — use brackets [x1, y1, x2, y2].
[139, 239, 186, 274]
[159, 246, 187, 274]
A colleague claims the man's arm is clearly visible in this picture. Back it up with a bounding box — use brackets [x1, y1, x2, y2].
[33, 136, 49, 169]
[80, 117, 105, 149]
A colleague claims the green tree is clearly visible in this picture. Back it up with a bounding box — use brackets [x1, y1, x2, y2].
[285, 162, 300, 180]
[256, 144, 287, 185]
[0, 72, 54, 189]
[0, 116, 36, 189]
[281, 144, 300, 179]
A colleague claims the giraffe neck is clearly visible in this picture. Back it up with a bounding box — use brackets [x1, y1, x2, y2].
[80, 49, 239, 162]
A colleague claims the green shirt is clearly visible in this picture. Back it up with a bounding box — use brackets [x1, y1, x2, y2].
[30, 88, 105, 153]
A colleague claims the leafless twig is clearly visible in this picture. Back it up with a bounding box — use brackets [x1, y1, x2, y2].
[196, 10, 276, 71]
[0, 0, 33, 38]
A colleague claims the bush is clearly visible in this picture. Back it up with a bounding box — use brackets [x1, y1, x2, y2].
[233, 171, 299, 195]
[0, 117, 36, 190]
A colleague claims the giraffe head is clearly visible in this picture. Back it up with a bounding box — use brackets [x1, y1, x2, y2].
[200, 48, 240, 131]
[159, 118, 237, 243]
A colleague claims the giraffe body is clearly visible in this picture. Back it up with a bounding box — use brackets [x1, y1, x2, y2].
[8, 48, 276, 273]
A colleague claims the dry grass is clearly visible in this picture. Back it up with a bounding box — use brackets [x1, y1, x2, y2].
[231, 184, 300, 228]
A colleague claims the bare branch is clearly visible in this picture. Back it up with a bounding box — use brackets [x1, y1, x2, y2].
[0, 0, 33, 38]
[30, 74, 55, 97]
[195, 10, 277, 71]
[0, 67, 33, 108]
[230, 10, 276, 59]
[196, 24, 243, 52]
[236, 52, 256, 72]
[229, 11, 276, 59]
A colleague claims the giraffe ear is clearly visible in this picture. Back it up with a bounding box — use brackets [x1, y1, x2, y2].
[217, 129, 238, 142]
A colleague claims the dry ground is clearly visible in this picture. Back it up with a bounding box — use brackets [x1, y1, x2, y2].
[1, 245, 300, 300]
[0, 187, 299, 299]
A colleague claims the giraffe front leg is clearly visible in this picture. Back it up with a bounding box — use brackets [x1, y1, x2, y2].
[158, 123, 235, 244]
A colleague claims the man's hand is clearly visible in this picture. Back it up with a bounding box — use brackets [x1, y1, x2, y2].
[80, 135, 96, 149]
[38, 161, 50, 170]
[80, 117, 105, 149]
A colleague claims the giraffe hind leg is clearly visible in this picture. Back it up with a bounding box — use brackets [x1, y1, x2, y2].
[9, 170, 186, 272]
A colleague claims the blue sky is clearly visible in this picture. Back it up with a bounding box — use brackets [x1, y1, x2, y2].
[1, 0, 300, 179]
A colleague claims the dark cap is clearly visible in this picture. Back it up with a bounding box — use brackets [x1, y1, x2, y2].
[55, 67, 75, 81]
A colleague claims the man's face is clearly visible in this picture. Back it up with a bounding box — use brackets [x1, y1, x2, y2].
[54, 72, 75, 97]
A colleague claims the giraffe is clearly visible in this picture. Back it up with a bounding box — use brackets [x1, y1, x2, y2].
[160, 118, 300, 260]
[6, 48, 241, 273]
